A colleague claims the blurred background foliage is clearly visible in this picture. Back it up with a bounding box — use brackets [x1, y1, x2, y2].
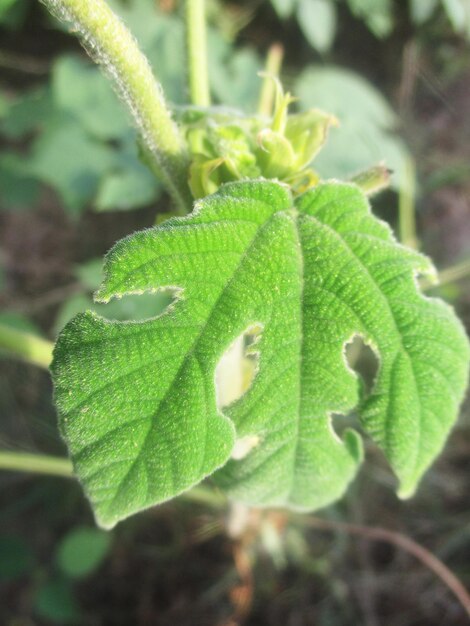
[0, 0, 469, 624]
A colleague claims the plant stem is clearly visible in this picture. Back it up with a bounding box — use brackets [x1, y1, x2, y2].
[0, 450, 73, 477]
[0, 448, 226, 508]
[0, 324, 53, 369]
[258, 43, 284, 117]
[40, 0, 192, 212]
[421, 257, 470, 291]
[303, 516, 470, 619]
[185, 0, 211, 107]
[436, 258, 470, 287]
[399, 156, 418, 250]
[181, 484, 226, 508]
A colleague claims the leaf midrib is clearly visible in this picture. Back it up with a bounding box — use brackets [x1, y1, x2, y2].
[98, 205, 288, 521]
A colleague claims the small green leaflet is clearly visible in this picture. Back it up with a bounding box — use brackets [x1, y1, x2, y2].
[51, 180, 469, 529]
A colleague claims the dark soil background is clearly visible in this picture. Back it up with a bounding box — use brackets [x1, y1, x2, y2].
[0, 1, 469, 625]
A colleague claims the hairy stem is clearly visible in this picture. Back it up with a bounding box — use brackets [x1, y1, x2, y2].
[0, 450, 73, 477]
[0, 324, 53, 369]
[185, 0, 210, 107]
[40, 0, 192, 212]
[258, 43, 284, 117]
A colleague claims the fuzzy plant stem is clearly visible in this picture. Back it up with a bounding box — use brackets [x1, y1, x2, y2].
[40, 0, 192, 212]
[0, 451, 73, 477]
[0, 324, 53, 369]
[185, 0, 211, 107]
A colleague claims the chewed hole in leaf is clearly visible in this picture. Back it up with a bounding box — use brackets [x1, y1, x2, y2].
[331, 335, 380, 439]
[345, 334, 380, 395]
[215, 323, 263, 409]
[331, 411, 361, 438]
[231, 434, 261, 460]
[94, 289, 175, 322]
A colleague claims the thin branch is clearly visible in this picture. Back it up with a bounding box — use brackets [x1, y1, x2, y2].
[435, 258, 470, 289]
[0, 450, 73, 477]
[258, 43, 284, 117]
[398, 156, 418, 250]
[0, 448, 226, 507]
[0, 323, 53, 370]
[185, 0, 210, 107]
[304, 516, 470, 619]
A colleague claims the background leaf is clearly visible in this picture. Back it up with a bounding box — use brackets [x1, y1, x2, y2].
[56, 527, 112, 578]
[52, 56, 129, 141]
[347, 0, 393, 38]
[296, 0, 337, 53]
[270, 0, 297, 19]
[410, 0, 439, 24]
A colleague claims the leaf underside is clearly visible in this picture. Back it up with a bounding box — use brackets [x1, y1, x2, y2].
[51, 180, 469, 529]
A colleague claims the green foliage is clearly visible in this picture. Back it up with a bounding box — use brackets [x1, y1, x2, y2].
[0, 535, 35, 580]
[410, 0, 439, 24]
[347, 0, 393, 38]
[52, 180, 469, 528]
[35, 578, 81, 624]
[295, 66, 409, 188]
[270, 0, 470, 44]
[0, 56, 162, 214]
[53, 56, 129, 140]
[57, 527, 112, 578]
[0, 0, 28, 27]
[296, 0, 337, 53]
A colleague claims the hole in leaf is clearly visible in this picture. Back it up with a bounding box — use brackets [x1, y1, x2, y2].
[215, 323, 263, 409]
[330, 335, 380, 441]
[95, 289, 176, 322]
[331, 411, 361, 438]
[344, 334, 380, 394]
[231, 435, 261, 460]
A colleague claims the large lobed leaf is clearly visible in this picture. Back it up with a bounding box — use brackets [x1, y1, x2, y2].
[51, 180, 469, 528]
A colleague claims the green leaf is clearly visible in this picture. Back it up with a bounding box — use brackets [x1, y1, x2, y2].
[52, 180, 469, 528]
[270, 0, 297, 19]
[0, 535, 34, 580]
[52, 56, 129, 141]
[0, 152, 40, 210]
[347, 0, 394, 38]
[96, 166, 160, 212]
[442, 0, 470, 34]
[0, 0, 28, 27]
[410, 0, 439, 24]
[296, 0, 337, 53]
[57, 527, 112, 578]
[0, 0, 18, 17]
[208, 32, 263, 112]
[35, 578, 81, 624]
[28, 120, 116, 215]
[0, 87, 54, 140]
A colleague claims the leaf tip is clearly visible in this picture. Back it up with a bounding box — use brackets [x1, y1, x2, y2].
[397, 481, 417, 501]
